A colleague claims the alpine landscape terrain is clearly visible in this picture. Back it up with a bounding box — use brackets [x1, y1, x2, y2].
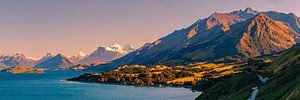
[1, 1, 300, 100]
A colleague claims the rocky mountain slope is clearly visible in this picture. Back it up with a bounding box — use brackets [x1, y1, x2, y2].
[265, 11, 300, 33]
[236, 13, 299, 56]
[159, 13, 298, 64]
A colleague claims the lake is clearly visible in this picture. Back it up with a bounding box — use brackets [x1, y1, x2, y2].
[0, 70, 200, 100]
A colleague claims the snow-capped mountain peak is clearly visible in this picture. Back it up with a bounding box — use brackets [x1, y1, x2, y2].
[105, 43, 135, 54]
[27, 57, 40, 61]
[68, 51, 87, 62]
[77, 51, 87, 57]
[79, 43, 136, 64]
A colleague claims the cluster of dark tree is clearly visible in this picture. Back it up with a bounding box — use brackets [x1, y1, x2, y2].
[68, 59, 250, 88]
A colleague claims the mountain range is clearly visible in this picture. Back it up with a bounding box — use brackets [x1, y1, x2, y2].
[0, 44, 135, 69]
[0, 53, 36, 69]
[93, 8, 300, 71]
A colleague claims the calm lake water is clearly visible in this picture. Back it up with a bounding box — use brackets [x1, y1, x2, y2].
[0, 70, 200, 100]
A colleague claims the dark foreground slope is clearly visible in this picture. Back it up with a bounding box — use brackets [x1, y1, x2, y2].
[255, 45, 300, 100]
[196, 45, 300, 100]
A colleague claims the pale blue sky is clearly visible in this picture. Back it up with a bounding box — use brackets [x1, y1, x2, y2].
[0, 0, 299, 58]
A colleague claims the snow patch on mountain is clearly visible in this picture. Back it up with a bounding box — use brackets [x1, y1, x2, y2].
[105, 43, 135, 54]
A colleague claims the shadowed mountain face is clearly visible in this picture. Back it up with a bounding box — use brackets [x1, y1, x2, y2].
[92, 8, 300, 71]
[36, 52, 55, 65]
[34, 54, 76, 69]
[0, 53, 36, 68]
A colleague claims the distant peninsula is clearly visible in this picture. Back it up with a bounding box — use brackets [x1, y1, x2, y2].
[3, 66, 44, 74]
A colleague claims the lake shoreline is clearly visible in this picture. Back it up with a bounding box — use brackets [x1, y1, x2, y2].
[0, 70, 201, 100]
[65, 79, 201, 92]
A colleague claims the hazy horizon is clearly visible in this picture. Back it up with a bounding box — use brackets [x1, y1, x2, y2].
[1, 0, 300, 58]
